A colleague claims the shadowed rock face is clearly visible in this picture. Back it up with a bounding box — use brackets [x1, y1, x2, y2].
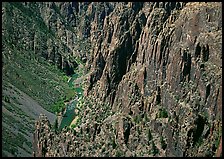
[4, 2, 221, 157]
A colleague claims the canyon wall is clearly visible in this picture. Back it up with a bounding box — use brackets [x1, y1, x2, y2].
[3, 2, 222, 157]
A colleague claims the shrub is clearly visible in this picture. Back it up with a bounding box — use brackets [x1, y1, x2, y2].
[115, 149, 123, 157]
[52, 100, 65, 113]
[151, 141, 159, 156]
[71, 124, 76, 129]
[160, 136, 167, 150]
[4, 96, 10, 103]
[112, 138, 117, 149]
[158, 108, 168, 118]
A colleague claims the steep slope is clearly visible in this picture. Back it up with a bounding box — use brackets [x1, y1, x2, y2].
[2, 2, 222, 157]
[2, 82, 56, 157]
[2, 2, 86, 157]
[32, 2, 222, 157]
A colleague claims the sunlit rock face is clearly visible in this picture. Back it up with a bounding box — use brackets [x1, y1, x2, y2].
[3, 2, 221, 157]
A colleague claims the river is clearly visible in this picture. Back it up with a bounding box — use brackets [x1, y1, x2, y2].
[59, 73, 83, 130]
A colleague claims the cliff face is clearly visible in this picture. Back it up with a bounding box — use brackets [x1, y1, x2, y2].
[3, 2, 221, 157]
[2, 2, 82, 156]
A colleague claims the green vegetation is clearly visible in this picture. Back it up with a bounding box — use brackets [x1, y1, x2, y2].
[75, 56, 84, 65]
[143, 113, 149, 122]
[52, 86, 76, 113]
[213, 121, 222, 151]
[3, 102, 30, 120]
[2, 126, 31, 156]
[174, 95, 180, 102]
[10, 2, 54, 37]
[134, 114, 142, 124]
[71, 117, 81, 129]
[94, 103, 113, 124]
[147, 128, 153, 142]
[68, 74, 79, 87]
[3, 44, 74, 113]
[52, 98, 66, 113]
[112, 138, 117, 149]
[2, 2, 91, 156]
[3, 2, 76, 113]
[71, 124, 76, 129]
[115, 149, 124, 157]
[160, 136, 167, 150]
[75, 87, 84, 95]
[2, 107, 33, 132]
[158, 108, 168, 118]
[4, 95, 11, 103]
[151, 141, 159, 156]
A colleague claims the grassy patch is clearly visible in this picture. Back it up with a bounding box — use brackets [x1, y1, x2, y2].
[2, 127, 30, 156]
[3, 2, 75, 113]
[3, 48, 73, 113]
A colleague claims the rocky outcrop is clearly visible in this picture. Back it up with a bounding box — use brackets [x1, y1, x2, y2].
[29, 2, 222, 157]
[2, 2, 90, 76]
[84, 2, 222, 157]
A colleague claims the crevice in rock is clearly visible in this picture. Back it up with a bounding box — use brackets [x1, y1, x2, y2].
[110, 90, 116, 106]
[139, 12, 147, 27]
[131, 2, 144, 13]
[129, 107, 134, 115]
[155, 86, 161, 105]
[202, 44, 209, 62]
[107, 31, 112, 44]
[205, 83, 211, 102]
[64, 61, 73, 75]
[182, 50, 191, 82]
[113, 32, 133, 85]
[128, 42, 138, 71]
[193, 115, 206, 146]
[92, 123, 98, 142]
[97, 126, 101, 135]
[195, 42, 201, 59]
[123, 118, 131, 145]
[200, 63, 205, 70]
